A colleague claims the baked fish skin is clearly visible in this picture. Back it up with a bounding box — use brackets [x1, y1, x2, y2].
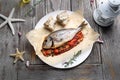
[42, 21, 87, 49]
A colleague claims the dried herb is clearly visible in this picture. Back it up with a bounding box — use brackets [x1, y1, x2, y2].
[63, 50, 82, 67]
[24, 0, 43, 17]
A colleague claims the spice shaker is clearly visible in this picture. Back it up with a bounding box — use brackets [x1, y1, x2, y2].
[93, 0, 120, 27]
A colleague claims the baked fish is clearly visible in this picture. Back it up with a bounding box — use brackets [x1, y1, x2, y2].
[42, 21, 87, 49]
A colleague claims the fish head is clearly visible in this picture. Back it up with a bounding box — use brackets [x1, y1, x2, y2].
[42, 36, 53, 49]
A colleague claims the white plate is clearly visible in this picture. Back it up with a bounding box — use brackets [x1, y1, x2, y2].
[35, 10, 93, 69]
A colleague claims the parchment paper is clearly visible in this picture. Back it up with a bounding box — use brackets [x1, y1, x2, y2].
[26, 12, 99, 65]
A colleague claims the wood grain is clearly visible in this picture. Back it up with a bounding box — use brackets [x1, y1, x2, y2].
[46, 0, 70, 13]
[18, 64, 103, 80]
[95, 0, 120, 80]
[98, 16, 120, 80]
[0, 0, 19, 80]
[1, 0, 120, 80]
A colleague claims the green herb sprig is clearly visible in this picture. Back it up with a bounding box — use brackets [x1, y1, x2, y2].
[63, 50, 82, 67]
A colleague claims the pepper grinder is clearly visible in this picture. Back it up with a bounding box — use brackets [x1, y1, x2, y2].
[93, 0, 120, 27]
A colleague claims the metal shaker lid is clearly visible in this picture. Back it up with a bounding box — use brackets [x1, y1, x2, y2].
[109, 0, 120, 7]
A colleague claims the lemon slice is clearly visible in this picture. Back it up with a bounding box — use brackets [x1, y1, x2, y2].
[22, 0, 30, 4]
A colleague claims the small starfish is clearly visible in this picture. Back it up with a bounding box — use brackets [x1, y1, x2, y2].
[0, 8, 25, 35]
[10, 48, 25, 64]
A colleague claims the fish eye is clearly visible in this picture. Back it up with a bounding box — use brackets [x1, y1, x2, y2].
[49, 37, 53, 41]
[44, 39, 47, 42]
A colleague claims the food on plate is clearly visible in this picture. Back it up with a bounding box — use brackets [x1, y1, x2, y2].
[57, 11, 69, 26]
[26, 11, 100, 67]
[41, 21, 87, 56]
[43, 21, 86, 49]
[44, 17, 56, 31]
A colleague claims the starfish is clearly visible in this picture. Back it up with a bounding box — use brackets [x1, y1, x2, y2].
[0, 8, 25, 35]
[10, 48, 25, 64]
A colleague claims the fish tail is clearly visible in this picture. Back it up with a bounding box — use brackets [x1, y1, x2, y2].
[78, 21, 87, 28]
[77, 21, 87, 32]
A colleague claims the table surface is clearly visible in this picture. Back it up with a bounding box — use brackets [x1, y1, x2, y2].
[0, 0, 120, 80]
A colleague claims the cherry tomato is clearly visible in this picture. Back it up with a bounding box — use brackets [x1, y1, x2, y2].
[68, 39, 77, 46]
[54, 49, 59, 54]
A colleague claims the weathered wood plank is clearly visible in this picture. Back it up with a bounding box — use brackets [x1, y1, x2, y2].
[16, 0, 46, 68]
[0, 0, 19, 80]
[18, 64, 103, 80]
[46, 0, 70, 13]
[98, 15, 120, 80]
[71, 0, 83, 11]
[93, 0, 120, 80]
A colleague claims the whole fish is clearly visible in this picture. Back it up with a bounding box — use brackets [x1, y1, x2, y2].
[42, 21, 87, 49]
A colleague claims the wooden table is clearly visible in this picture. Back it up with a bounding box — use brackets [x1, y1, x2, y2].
[0, 0, 120, 80]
